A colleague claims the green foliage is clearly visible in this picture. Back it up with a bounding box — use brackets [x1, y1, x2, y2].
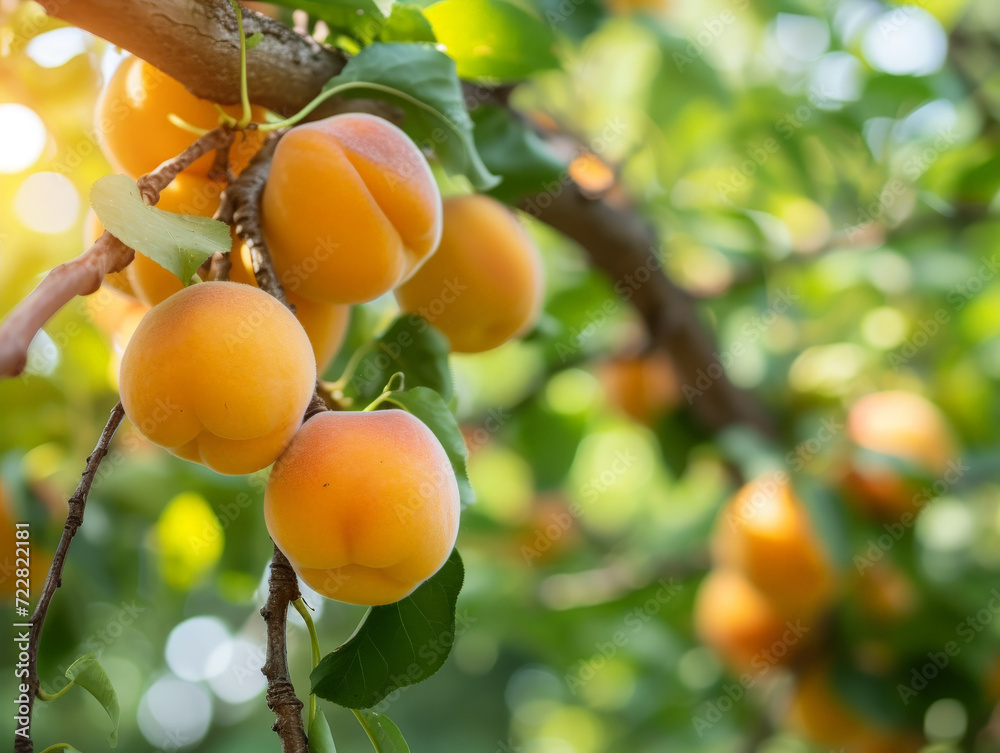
[311, 550, 465, 708]
[340, 315, 454, 404]
[62, 653, 121, 747]
[308, 709, 339, 753]
[353, 709, 411, 752]
[266, 0, 388, 44]
[89, 175, 230, 283]
[471, 104, 566, 204]
[423, 0, 559, 81]
[383, 386, 475, 505]
[378, 4, 436, 42]
[321, 43, 500, 189]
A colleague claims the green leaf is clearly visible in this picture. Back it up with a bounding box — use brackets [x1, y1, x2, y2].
[311, 549, 465, 708]
[264, 0, 387, 44]
[378, 4, 436, 43]
[341, 315, 454, 404]
[321, 43, 500, 189]
[39, 745, 83, 753]
[384, 386, 475, 506]
[471, 104, 566, 204]
[90, 175, 230, 284]
[309, 708, 338, 753]
[354, 708, 411, 752]
[424, 0, 559, 81]
[245, 31, 264, 50]
[64, 653, 120, 747]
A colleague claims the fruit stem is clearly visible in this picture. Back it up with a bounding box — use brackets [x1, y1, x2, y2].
[291, 597, 321, 726]
[167, 113, 210, 136]
[229, 0, 254, 129]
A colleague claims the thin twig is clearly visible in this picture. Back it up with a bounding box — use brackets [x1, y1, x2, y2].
[0, 127, 234, 379]
[218, 134, 290, 307]
[260, 544, 308, 753]
[14, 402, 126, 753]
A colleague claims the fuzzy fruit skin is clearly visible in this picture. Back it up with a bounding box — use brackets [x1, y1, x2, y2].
[693, 569, 803, 674]
[786, 663, 924, 753]
[845, 390, 958, 519]
[711, 474, 837, 619]
[229, 245, 350, 371]
[262, 113, 442, 305]
[97, 55, 267, 178]
[264, 410, 461, 606]
[394, 195, 544, 353]
[119, 282, 316, 475]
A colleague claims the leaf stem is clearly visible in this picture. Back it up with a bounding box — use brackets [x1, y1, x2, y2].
[292, 598, 320, 727]
[230, 0, 253, 128]
[36, 682, 75, 703]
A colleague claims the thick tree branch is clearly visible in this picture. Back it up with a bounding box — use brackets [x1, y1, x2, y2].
[37, 0, 346, 115]
[260, 545, 308, 753]
[15, 402, 125, 753]
[0, 127, 233, 379]
[520, 185, 775, 436]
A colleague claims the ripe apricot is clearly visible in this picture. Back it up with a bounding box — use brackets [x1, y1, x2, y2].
[262, 113, 442, 304]
[119, 282, 316, 475]
[693, 569, 804, 674]
[711, 474, 837, 619]
[786, 663, 924, 753]
[596, 352, 680, 424]
[97, 55, 267, 178]
[394, 195, 544, 353]
[845, 390, 958, 519]
[229, 245, 350, 371]
[264, 410, 460, 605]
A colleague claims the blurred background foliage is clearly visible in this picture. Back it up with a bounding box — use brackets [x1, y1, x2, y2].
[2, 0, 1000, 750]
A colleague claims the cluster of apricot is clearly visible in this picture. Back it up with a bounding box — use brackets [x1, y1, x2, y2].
[693, 389, 962, 751]
[90, 56, 545, 605]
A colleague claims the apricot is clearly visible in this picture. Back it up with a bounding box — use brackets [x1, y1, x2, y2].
[855, 562, 917, 623]
[97, 55, 267, 178]
[693, 569, 804, 674]
[262, 113, 442, 304]
[845, 390, 958, 519]
[119, 282, 316, 474]
[711, 474, 837, 619]
[786, 663, 924, 753]
[264, 410, 460, 605]
[394, 195, 544, 353]
[229, 245, 349, 371]
[596, 352, 680, 424]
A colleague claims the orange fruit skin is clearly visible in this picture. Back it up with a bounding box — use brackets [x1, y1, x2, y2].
[264, 410, 460, 606]
[97, 55, 267, 178]
[711, 474, 837, 619]
[693, 569, 807, 674]
[119, 282, 316, 475]
[845, 391, 958, 519]
[262, 113, 442, 305]
[229, 245, 350, 371]
[596, 352, 680, 424]
[394, 195, 544, 353]
[786, 663, 924, 753]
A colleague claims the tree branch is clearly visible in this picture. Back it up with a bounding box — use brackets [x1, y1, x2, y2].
[0, 127, 234, 379]
[15, 402, 125, 753]
[519, 184, 775, 436]
[260, 545, 308, 753]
